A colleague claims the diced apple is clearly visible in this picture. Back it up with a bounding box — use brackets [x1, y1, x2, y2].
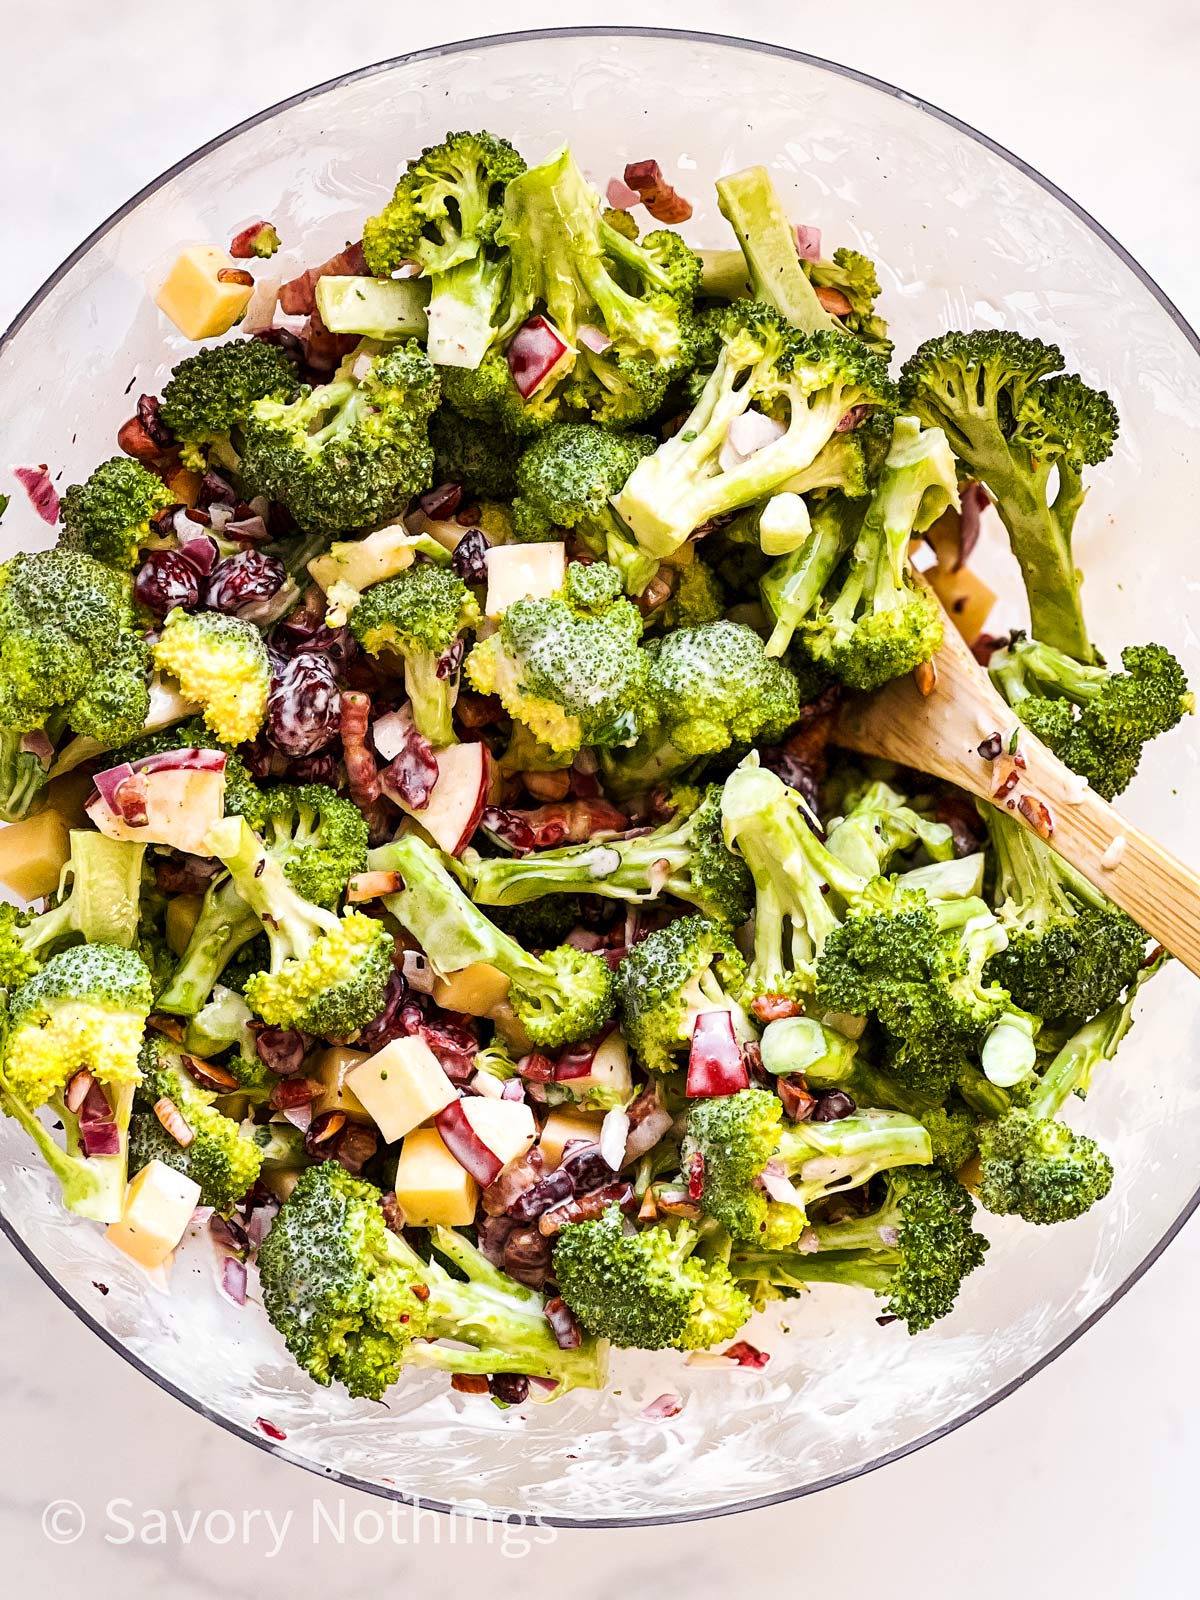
[346, 1036, 457, 1143]
[105, 1159, 202, 1269]
[489, 999, 533, 1056]
[260, 1167, 303, 1203]
[313, 1046, 372, 1122]
[86, 764, 225, 857]
[436, 1096, 536, 1183]
[155, 246, 255, 341]
[398, 741, 493, 856]
[555, 1030, 633, 1101]
[314, 275, 429, 341]
[393, 1126, 479, 1226]
[0, 809, 71, 901]
[165, 893, 203, 958]
[485, 542, 566, 618]
[538, 1108, 605, 1169]
[431, 962, 511, 1017]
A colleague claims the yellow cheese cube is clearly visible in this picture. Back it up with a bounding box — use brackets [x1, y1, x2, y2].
[485, 542, 566, 618]
[106, 1159, 202, 1269]
[538, 1108, 605, 1169]
[165, 893, 203, 958]
[313, 1046, 372, 1122]
[156, 246, 254, 341]
[347, 1035, 457, 1143]
[431, 962, 511, 1017]
[393, 1126, 479, 1226]
[0, 809, 72, 901]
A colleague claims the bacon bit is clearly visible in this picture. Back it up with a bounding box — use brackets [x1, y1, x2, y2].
[300, 307, 358, 374]
[455, 691, 505, 730]
[64, 1068, 95, 1114]
[137, 393, 176, 448]
[346, 869, 404, 902]
[777, 1074, 817, 1122]
[1018, 793, 1055, 840]
[13, 465, 59, 524]
[148, 1013, 187, 1043]
[380, 1191, 406, 1235]
[977, 732, 1003, 761]
[814, 284, 854, 317]
[182, 1054, 240, 1092]
[217, 266, 255, 288]
[154, 1096, 194, 1147]
[623, 159, 693, 223]
[255, 1417, 287, 1441]
[687, 1151, 706, 1201]
[278, 240, 366, 317]
[913, 659, 938, 696]
[722, 1340, 770, 1370]
[543, 1296, 583, 1350]
[751, 993, 805, 1023]
[411, 1282, 431, 1302]
[655, 1190, 703, 1220]
[117, 413, 168, 463]
[991, 752, 1023, 802]
[640, 1392, 683, 1421]
[450, 1373, 491, 1395]
[340, 690, 394, 844]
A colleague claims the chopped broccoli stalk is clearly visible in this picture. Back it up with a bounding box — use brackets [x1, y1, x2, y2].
[371, 834, 614, 1049]
[0, 731, 51, 823]
[159, 337, 300, 473]
[308, 523, 451, 627]
[760, 493, 862, 659]
[154, 608, 270, 746]
[205, 816, 392, 1037]
[713, 167, 839, 335]
[732, 1166, 987, 1332]
[684, 1087, 932, 1248]
[257, 1162, 607, 1399]
[47, 675, 202, 784]
[990, 634, 1193, 801]
[553, 1206, 752, 1350]
[900, 332, 1118, 661]
[240, 345, 439, 534]
[59, 457, 174, 571]
[129, 1036, 263, 1211]
[615, 913, 753, 1075]
[349, 565, 480, 745]
[154, 877, 261, 1018]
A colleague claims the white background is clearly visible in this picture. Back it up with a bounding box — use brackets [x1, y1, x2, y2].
[1, 1, 1197, 1592]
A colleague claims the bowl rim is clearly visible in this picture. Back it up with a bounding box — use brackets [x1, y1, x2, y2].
[2, 24, 1198, 1530]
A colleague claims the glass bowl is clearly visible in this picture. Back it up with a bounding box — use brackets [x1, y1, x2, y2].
[1, 27, 1198, 1528]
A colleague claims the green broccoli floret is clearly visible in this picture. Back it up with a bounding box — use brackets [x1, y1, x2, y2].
[615, 914, 753, 1075]
[920, 1103, 984, 1175]
[429, 407, 519, 499]
[249, 783, 369, 910]
[258, 1161, 607, 1399]
[0, 830, 146, 986]
[612, 302, 895, 560]
[158, 337, 300, 473]
[204, 816, 392, 1037]
[490, 893, 581, 950]
[153, 609, 269, 747]
[363, 131, 528, 370]
[684, 1086, 933, 1248]
[979, 802, 1146, 1023]
[439, 350, 562, 440]
[805, 248, 893, 360]
[129, 1036, 263, 1211]
[802, 417, 952, 689]
[155, 877, 262, 1020]
[899, 332, 1117, 661]
[469, 783, 753, 927]
[553, 1206, 752, 1350]
[990, 634, 1193, 801]
[371, 834, 614, 1048]
[58, 457, 174, 571]
[349, 565, 481, 745]
[512, 425, 660, 595]
[600, 621, 802, 797]
[0, 944, 152, 1222]
[732, 1166, 986, 1332]
[240, 344, 440, 534]
[659, 558, 725, 628]
[465, 560, 649, 756]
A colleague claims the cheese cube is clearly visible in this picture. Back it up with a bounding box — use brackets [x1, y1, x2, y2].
[393, 1126, 479, 1226]
[156, 246, 254, 341]
[0, 809, 72, 901]
[106, 1160, 202, 1269]
[313, 1046, 372, 1122]
[485, 542, 566, 618]
[431, 962, 511, 1017]
[538, 1108, 605, 1169]
[462, 1097, 537, 1169]
[165, 892, 203, 958]
[347, 1036, 457, 1143]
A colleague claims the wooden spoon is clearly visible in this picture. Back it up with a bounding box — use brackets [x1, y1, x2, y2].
[832, 599, 1200, 978]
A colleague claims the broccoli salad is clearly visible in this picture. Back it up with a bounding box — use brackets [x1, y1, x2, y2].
[0, 131, 1191, 1411]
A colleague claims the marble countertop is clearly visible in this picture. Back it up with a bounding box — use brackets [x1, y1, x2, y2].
[2, 1, 1196, 1592]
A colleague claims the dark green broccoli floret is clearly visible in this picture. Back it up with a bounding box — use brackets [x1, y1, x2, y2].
[469, 783, 753, 927]
[158, 337, 300, 472]
[247, 783, 369, 909]
[489, 895, 581, 950]
[349, 564, 481, 745]
[553, 1206, 752, 1350]
[257, 1161, 607, 1399]
[684, 1086, 933, 1248]
[805, 248, 893, 360]
[899, 332, 1117, 660]
[58, 457, 174, 571]
[659, 558, 725, 629]
[429, 407, 519, 498]
[129, 1037, 263, 1211]
[615, 913, 752, 1075]
[990, 634, 1192, 801]
[240, 344, 440, 534]
[439, 350, 562, 440]
[732, 1166, 987, 1332]
[372, 834, 614, 1049]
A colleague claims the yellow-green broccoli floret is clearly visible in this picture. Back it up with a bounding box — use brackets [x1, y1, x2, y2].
[59, 457, 174, 571]
[350, 565, 481, 745]
[154, 609, 270, 745]
[615, 913, 753, 1076]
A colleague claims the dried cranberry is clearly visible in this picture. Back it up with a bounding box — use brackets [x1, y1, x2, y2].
[560, 1143, 618, 1194]
[289, 751, 339, 785]
[420, 482, 463, 520]
[137, 393, 175, 448]
[489, 1373, 529, 1405]
[436, 637, 464, 681]
[255, 1028, 309, 1076]
[198, 471, 237, 509]
[507, 1168, 574, 1222]
[451, 528, 489, 586]
[810, 1090, 856, 1122]
[239, 734, 275, 780]
[135, 551, 200, 616]
[502, 1225, 552, 1288]
[205, 549, 288, 622]
[273, 592, 354, 663]
[266, 653, 341, 758]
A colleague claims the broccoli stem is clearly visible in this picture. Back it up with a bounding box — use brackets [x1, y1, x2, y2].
[714, 167, 838, 335]
[1027, 975, 1145, 1117]
[761, 497, 860, 657]
[157, 876, 262, 1016]
[0, 729, 52, 822]
[0, 1067, 133, 1223]
[425, 254, 508, 369]
[207, 816, 337, 968]
[775, 1111, 933, 1193]
[25, 832, 146, 957]
[403, 650, 456, 747]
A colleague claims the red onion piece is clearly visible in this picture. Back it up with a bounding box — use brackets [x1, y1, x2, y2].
[506, 316, 571, 399]
[720, 410, 786, 471]
[577, 323, 614, 355]
[281, 1103, 313, 1133]
[793, 224, 822, 262]
[836, 404, 872, 433]
[640, 1392, 683, 1421]
[225, 514, 270, 543]
[130, 747, 226, 777]
[81, 1120, 121, 1157]
[687, 1010, 750, 1098]
[955, 481, 989, 570]
[623, 1084, 673, 1164]
[400, 949, 437, 995]
[759, 1159, 805, 1207]
[221, 1256, 248, 1305]
[544, 1297, 582, 1350]
[256, 1417, 287, 1441]
[13, 464, 59, 524]
[722, 1340, 770, 1369]
[500, 1079, 525, 1102]
[176, 536, 219, 576]
[245, 1203, 278, 1251]
[606, 176, 641, 209]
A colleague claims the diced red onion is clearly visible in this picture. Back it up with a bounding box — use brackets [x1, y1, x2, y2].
[19, 729, 55, 769]
[599, 1106, 629, 1172]
[13, 464, 59, 524]
[220, 1256, 248, 1304]
[719, 410, 786, 472]
[836, 405, 872, 433]
[793, 224, 822, 262]
[506, 316, 571, 399]
[759, 1159, 805, 1207]
[623, 1098, 672, 1165]
[577, 323, 614, 355]
[246, 1202, 278, 1251]
[564, 927, 608, 953]
[544, 1297, 582, 1350]
[81, 1120, 121, 1157]
[640, 1392, 683, 1421]
[606, 177, 642, 210]
[130, 747, 226, 777]
[225, 514, 270, 543]
[955, 481, 989, 570]
[527, 1375, 561, 1395]
[687, 1010, 750, 1098]
[255, 1416, 287, 1441]
[722, 1340, 770, 1369]
[390, 261, 422, 279]
[176, 536, 219, 576]
[500, 1079, 525, 1102]
[281, 1103, 313, 1132]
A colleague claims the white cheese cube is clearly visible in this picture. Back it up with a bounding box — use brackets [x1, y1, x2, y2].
[106, 1160, 202, 1269]
[393, 1127, 479, 1226]
[484, 542, 566, 618]
[347, 1036, 457, 1143]
[462, 1097, 536, 1168]
[538, 1108, 605, 1169]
